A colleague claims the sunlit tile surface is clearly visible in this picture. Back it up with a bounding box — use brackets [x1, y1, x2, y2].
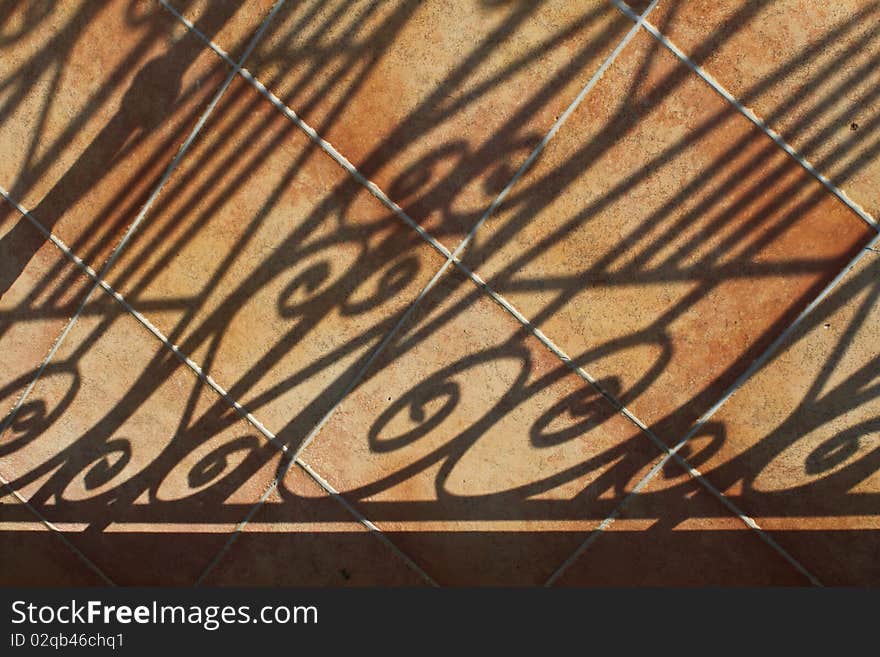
[0, 0, 876, 586]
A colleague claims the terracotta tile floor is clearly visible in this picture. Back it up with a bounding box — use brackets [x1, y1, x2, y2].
[0, 0, 877, 586]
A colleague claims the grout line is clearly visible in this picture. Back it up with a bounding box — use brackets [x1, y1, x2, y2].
[1, 0, 451, 589]
[157, 0, 455, 264]
[450, 0, 661, 260]
[163, 0, 660, 467]
[236, 71, 454, 262]
[544, 229, 880, 585]
[7, 0, 841, 588]
[161, 3, 456, 584]
[193, 0, 659, 584]
[294, 261, 456, 461]
[666, 228, 880, 462]
[540, 0, 880, 587]
[196, 456, 439, 586]
[0, 471, 115, 586]
[194, 464, 283, 587]
[159, 0, 658, 585]
[544, 449, 668, 586]
[612, 0, 879, 232]
[159, 0, 873, 586]
[0, 187, 287, 454]
[47, 0, 436, 590]
[0, 0, 281, 441]
[435, 0, 822, 585]
[0, 0, 285, 583]
[452, 261, 823, 587]
[157, 0, 238, 68]
[294, 459, 439, 586]
[194, 257, 457, 585]
[544, 447, 823, 587]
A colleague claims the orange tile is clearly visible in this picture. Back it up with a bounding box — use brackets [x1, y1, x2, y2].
[553, 457, 811, 585]
[0, 487, 107, 585]
[693, 250, 880, 585]
[301, 268, 662, 585]
[205, 463, 427, 586]
[107, 77, 447, 450]
[643, 0, 880, 220]
[0, 293, 285, 585]
[0, 0, 229, 271]
[1, 200, 92, 426]
[163, 0, 276, 59]
[247, 0, 635, 246]
[463, 30, 874, 444]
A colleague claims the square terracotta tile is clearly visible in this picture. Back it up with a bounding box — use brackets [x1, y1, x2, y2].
[690, 249, 880, 585]
[248, 0, 636, 246]
[0, 0, 230, 273]
[0, 487, 107, 586]
[300, 268, 663, 585]
[1, 199, 92, 425]
[463, 30, 874, 444]
[552, 457, 811, 586]
[107, 76, 447, 450]
[163, 0, 276, 59]
[641, 0, 880, 220]
[204, 462, 428, 586]
[0, 293, 286, 585]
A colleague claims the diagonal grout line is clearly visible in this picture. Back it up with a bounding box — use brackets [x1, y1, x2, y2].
[451, 262, 825, 587]
[494, 0, 880, 587]
[158, 0, 870, 586]
[664, 228, 880, 464]
[156, 0, 237, 68]
[195, 457, 440, 587]
[237, 71, 454, 261]
[4, 0, 840, 589]
[612, 0, 879, 232]
[4, 179, 440, 587]
[20, 1, 432, 590]
[156, 0, 455, 264]
[195, 338, 452, 584]
[159, 0, 658, 586]
[195, 257, 456, 587]
[24, 0, 831, 587]
[0, 0, 284, 443]
[0, 470, 115, 586]
[3, 0, 650, 588]
[548, 0, 880, 585]
[543, 228, 880, 586]
[0, 188, 285, 453]
[194, 462, 282, 586]
[0, 1, 448, 588]
[294, 459, 439, 586]
[450, 0, 661, 260]
[0, 0, 286, 584]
